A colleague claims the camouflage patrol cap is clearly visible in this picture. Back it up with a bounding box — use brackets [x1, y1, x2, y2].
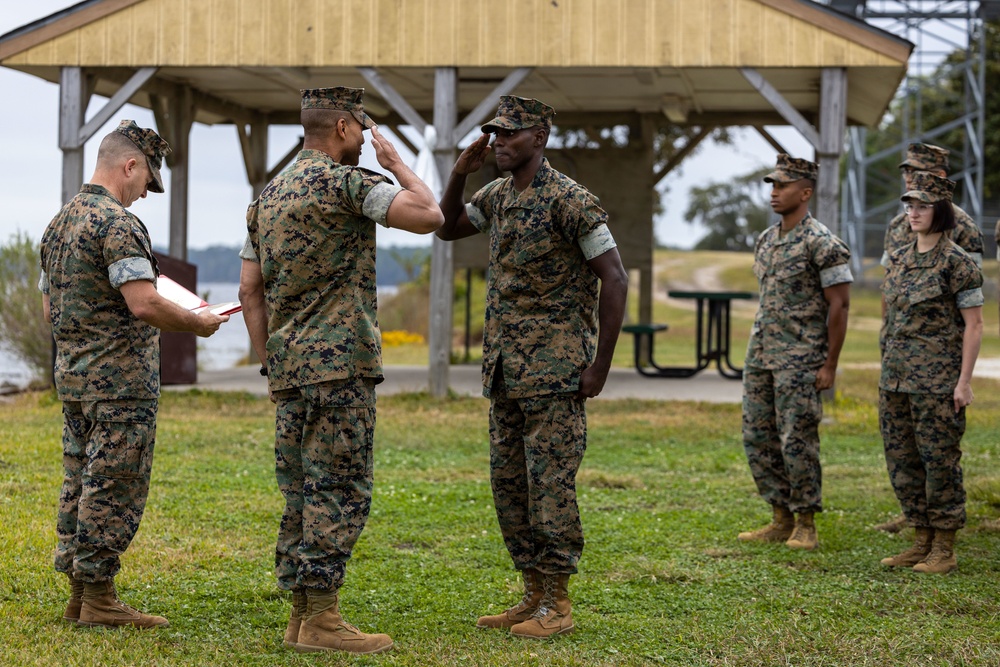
[481, 96, 555, 133]
[898, 142, 949, 171]
[763, 153, 819, 184]
[300, 87, 376, 129]
[901, 171, 955, 204]
[115, 120, 171, 194]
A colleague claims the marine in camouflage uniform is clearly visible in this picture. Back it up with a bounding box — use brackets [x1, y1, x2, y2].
[873, 144, 983, 535]
[879, 172, 984, 573]
[39, 121, 225, 628]
[239, 87, 442, 654]
[881, 143, 984, 269]
[437, 96, 628, 639]
[740, 154, 853, 552]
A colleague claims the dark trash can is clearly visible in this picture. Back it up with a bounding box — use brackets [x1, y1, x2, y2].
[154, 251, 197, 385]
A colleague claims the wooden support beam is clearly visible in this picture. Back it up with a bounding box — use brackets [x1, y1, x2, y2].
[653, 125, 711, 185]
[740, 68, 820, 148]
[236, 117, 270, 194]
[99, 68, 259, 126]
[386, 125, 419, 156]
[78, 67, 158, 144]
[358, 67, 427, 132]
[428, 67, 457, 397]
[266, 137, 303, 183]
[149, 93, 170, 143]
[451, 68, 532, 145]
[59, 66, 89, 204]
[752, 125, 788, 154]
[249, 120, 270, 198]
[818, 67, 847, 236]
[167, 86, 195, 260]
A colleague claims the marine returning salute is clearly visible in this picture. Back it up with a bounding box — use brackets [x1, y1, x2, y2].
[436, 96, 628, 639]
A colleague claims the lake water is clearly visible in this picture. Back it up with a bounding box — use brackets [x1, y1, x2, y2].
[0, 282, 400, 389]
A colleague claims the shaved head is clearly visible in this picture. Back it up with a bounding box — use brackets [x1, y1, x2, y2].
[301, 108, 353, 137]
[96, 131, 145, 168]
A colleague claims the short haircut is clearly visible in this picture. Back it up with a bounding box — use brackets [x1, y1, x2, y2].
[96, 131, 145, 168]
[301, 108, 352, 136]
[930, 200, 956, 234]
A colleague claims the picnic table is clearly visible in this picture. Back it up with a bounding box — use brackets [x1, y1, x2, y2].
[622, 290, 753, 380]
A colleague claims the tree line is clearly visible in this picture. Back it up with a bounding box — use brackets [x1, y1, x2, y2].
[178, 244, 430, 285]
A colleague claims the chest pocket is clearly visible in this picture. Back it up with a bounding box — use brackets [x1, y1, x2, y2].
[771, 259, 811, 305]
[906, 276, 944, 307]
[513, 228, 557, 265]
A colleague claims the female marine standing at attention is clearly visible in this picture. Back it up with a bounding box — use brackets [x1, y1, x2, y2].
[879, 171, 983, 574]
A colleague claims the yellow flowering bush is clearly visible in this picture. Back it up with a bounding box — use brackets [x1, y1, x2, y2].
[381, 330, 425, 347]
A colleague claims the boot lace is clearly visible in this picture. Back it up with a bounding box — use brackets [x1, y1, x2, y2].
[530, 576, 556, 620]
[108, 582, 141, 616]
[789, 524, 812, 544]
[923, 545, 947, 565]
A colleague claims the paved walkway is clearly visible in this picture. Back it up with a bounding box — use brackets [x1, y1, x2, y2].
[166, 365, 747, 403]
[164, 357, 1000, 403]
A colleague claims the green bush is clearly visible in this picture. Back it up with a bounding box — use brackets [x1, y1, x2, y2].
[0, 231, 51, 385]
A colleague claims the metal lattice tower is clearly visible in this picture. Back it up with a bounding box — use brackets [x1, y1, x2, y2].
[829, 0, 994, 275]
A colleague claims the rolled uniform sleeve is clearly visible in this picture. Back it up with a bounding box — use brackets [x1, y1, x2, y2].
[819, 263, 853, 288]
[239, 234, 258, 262]
[956, 288, 984, 309]
[362, 182, 403, 227]
[811, 233, 852, 280]
[466, 202, 489, 232]
[103, 215, 156, 289]
[108, 257, 155, 289]
[949, 249, 984, 309]
[578, 223, 617, 260]
[469, 178, 505, 234]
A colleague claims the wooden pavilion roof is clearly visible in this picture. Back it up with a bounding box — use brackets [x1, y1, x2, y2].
[0, 0, 911, 129]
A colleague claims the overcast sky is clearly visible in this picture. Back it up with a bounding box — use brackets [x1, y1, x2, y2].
[0, 1, 813, 253]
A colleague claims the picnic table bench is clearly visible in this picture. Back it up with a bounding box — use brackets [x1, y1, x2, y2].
[622, 290, 753, 380]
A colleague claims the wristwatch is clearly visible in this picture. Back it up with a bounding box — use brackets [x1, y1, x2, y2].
[259, 366, 268, 377]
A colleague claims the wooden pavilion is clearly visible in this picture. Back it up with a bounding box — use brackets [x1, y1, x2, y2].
[0, 0, 911, 395]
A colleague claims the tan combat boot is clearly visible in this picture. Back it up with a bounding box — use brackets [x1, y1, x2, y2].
[63, 572, 84, 623]
[510, 573, 574, 639]
[295, 590, 393, 654]
[738, 505, 794, 543]
[477, 568, 543, 629]
[913, 529, 958, 574]
[880, 526, 933, 567]
[786, 512, 818, 550]
[283, 590, 307, 648]
[78, 580, 169, 628]
[872, 513, 908, 533]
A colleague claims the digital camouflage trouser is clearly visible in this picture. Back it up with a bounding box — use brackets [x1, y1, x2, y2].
[489, 379, 587, 575]
[879, 390, 966, 530]
[55, 399, 157, 583]
[272, 378, 375, 592]
[742, 366, 823, 514]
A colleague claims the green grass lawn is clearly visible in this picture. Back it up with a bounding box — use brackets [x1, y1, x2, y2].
[5, 249, 1000, 665]
[380, 249, 1000, 370]
[3, 367, 1000, 666]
